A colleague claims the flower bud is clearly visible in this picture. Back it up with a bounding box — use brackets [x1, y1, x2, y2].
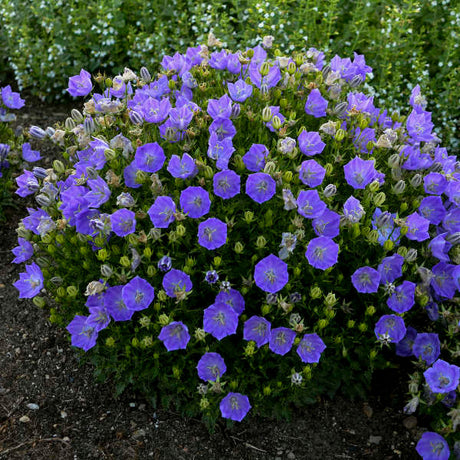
[35, 194, 51, 207]
[199, 397, 210, 410]
[158, 314, 170, 326]
[272, 116, 282, 130]
[129, 110, 143, 125]
[367, 229, 379, 244]
[333, 102, 348, 117]
[256, 235, 267, 249]
[29, 125, 47, 139]
[400, 202, 408, 213]
[405, 248, 418, 262]
[262, 106, 273, 122]
[373, 192, 386, 206]
[323, 184, 337, 198]
[283, 171, 293, 183]
[31, 167, 47, 179]
[231, 103, 240, 119]
[358, 323, 368, 332]
[120, 256, 131, 268]
[383, 239, 394, 251]
[147, 265, 156, 277]
[365, 305, 376, 316]
[244, 341, 256, 357]
[324, 292, 337, 308]
[387, 153, 400, 168]
[67, 286, 78, 297]
[258, 303, 273, 319]
[260, 61, 270, 76]
[369, 349, 378, 360]
[52, 159, 65, 174]
[317, 319, 328, 329]
[33, 296, 46, 308]
[349, 74, 363, 88]
[243, 210, 254, 224]
[287, 61, 296, 75]
[393, 180, 406, 194]
[194, 328, 207, 341]
[410, 174, 422, 188]
[71, 109, 84, 122]
[260, 83, 269, 95]
[322, 64, 331, 79]
[359, 117, 370, 130]
[263, 161, 276, 175]
[234, 241, 244, 254]
[213, 256, 222, 268]
[334, 129, 345, 142]
[140, 66, 152, 83]
[310, 286, 322, 299]
[83, 117, 95, 134]
[347, 320, 355, 328]
[65, 117, 76, 130]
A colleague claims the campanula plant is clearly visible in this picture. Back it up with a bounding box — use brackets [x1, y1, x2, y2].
[13, 38, 459, 456]
[0, 84, 32, 219]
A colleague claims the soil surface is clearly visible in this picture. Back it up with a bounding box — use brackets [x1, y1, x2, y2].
[0, 97, 423, 459]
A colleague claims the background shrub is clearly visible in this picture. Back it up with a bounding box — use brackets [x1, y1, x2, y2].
[1, 0, 458, 151]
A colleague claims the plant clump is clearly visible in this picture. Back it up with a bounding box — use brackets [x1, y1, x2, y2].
[13, 39, 459, 457]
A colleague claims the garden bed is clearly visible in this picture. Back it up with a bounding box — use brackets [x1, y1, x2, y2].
[0, 98, 423, 459]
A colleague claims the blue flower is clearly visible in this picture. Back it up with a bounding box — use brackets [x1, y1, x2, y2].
[66, 315, 98, 351]
[197, 352, 226, 381]
[352, 266, 380, 293]
[203, 302, 238, 340]
[180, 186, 211, 218]
[269, 327, 296, 356]
[296, 333, 326, 363]
[245, 173, 276, 204]
[220, 392, 251, 422]
[416, 432, 450, 460]
[254, 254, 289, 293]
[243, 316, 271, 347]
[122, 276, 155, 311]
[148, 196, 176, 228]
[14, 262, 43, 298]
[158, 321, 191, 351]
[198, 218, 227, 250]
[213, 170, 240, 199]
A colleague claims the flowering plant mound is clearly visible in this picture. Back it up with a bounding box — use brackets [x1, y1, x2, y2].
[13, 41, 459, 455]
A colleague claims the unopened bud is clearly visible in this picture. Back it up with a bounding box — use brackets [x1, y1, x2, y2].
[53, 160, 65, 174]
[387, 153, 400, 168]
[393, 180, 406, 194]
[67, 285, 78, 297]
[367, 229, 379, 244]
[310, 286, 322, 299]
[323, 184, 337, 197]
[234, 242, 244, 254]
[260, 83, 269, 95]
[35, 194, 51, 207]
[71, 109, 84, 122]
[260, 61, 270, 76]
[287, 61, 296, 75]
[349, 74, 363, 88]
[405, 248, 418, 262]
[264, 161, 276, 175]
[256, 235, 267, 249]
[333, 102, 348, 117]
[101, 264, 113, 278]
[231, 103, 240, 119]
[335, 129, 345, 141]
[272, 116, 282, 130]
[129, 110, 143, 125]
[243, 211, 254, 224]
[410, 174, 422, 187]
[140, 66, 152, 83]
[65, 117, 76, 130]
[373, 192, 386, 206]
[83, 117, 95, 134]
[322, 64, 331, 79]
[29, 126, 47, 139]
[262, 106, 273, 122]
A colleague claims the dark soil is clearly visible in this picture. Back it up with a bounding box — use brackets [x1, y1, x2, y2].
[0, 98, 423, 459]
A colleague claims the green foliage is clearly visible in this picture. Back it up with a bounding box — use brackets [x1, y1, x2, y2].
[1, 0, 458, 150]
